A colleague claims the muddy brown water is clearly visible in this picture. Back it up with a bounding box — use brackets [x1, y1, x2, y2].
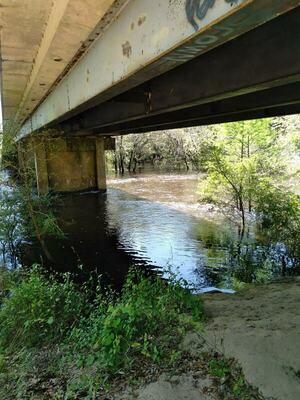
[9, 171, 300, 290]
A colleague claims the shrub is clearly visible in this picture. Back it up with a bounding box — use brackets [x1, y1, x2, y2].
[68, 270, 204, 373]
[0, 268, 204, 397]
[0, 267, 89, 350]
[255, 182, 300, 261]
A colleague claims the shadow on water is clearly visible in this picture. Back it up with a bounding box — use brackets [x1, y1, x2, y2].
[20, 191, 161, 291]
[19, 174, 299, 290]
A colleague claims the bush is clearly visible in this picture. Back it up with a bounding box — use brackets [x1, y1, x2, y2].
[255, 182, 300, 261]
[0, 268, 204, 398]
[0, 267, 22, 303]
[68, 270, 204, 373]
[0, 267, 90, 350]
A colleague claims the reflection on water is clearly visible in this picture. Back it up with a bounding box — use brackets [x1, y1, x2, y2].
[19, 172, 298, 290]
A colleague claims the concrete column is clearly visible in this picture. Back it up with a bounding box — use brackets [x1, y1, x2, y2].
[95, 137, 107, 191]
[17, 135, 108, 194]
[33, 139, 49, 195]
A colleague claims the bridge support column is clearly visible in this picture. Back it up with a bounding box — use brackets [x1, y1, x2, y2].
[19, 135, 109, 194]
[95, 137, 106, 191]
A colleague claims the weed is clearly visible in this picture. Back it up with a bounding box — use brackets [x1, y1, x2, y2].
[68, 270, 204, 374]
[0, 266, 90, 350]
[209, 357, 231, 378]
[232, 376, 247, 396]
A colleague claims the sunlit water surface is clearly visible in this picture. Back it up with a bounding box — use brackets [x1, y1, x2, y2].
[2, 171, 298, 290]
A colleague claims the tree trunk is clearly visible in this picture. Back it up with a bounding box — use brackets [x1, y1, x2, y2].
[118, 154, 124, 174]
[184, 157, 189, 171]
[248, 197, 252, 213]
[113, 151, 118, 173]
[239, 196, 246, 236]
[127, 151, 134, 172]
[132, 159, 137, 173]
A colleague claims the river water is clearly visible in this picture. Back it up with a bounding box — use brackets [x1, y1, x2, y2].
[16, 171, 296, 291]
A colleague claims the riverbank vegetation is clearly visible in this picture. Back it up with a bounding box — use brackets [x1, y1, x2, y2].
[0, 175, 64, 268]
[107, 116, 300, 177]
[0, 128, 64, 268]
[197, 118, 300, 274]
[0, 266, 267, 400]
[107, 127, 212, 173]
[0, 267, 206, 398]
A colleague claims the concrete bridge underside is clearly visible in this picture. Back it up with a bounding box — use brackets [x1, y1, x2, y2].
[1, 1, 300, 193]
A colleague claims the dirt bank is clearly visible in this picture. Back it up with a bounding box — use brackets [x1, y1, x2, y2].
[115, 279, 300, 400]
[202, 278, 300, 400]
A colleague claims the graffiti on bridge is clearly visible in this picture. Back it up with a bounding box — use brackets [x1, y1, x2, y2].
[186, 0, 239, 30]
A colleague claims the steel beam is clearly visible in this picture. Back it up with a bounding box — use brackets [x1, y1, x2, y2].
[76, 85, 300, 134]
[111, 104, 300, 135]
[59, 9, 300, 134]
[17, 0, 300, 139]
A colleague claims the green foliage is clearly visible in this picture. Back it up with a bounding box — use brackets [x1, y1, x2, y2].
[0, 271, 262, 400]
[110, 127, 216, 173]
[255, 181, 300, 260]
[0, 268, 204, 397]
[0, 267, 89, 350]
[271, 115, 300, 152]
[68, 270, 203, 374]
[232, 376, 247, 397]
[0, 189, 24, 266]
[207, 354, 254, 399]
[198, 119, 284, 228]
[0, 178, 65, 267]
[198, 118, 300, 267]
[21, 190, 65, 240]
[0, 267, 22, 303]
[1, 127, 65, 267]
[109, 116, 300, 176]
[0, 123, 19, 171]
[209, 358, 231, 378]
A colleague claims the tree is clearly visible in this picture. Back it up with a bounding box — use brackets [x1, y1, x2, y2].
[109, 126, 216, 173]
[198, 119, 284, 232]
[198, 117, 300, 266]
[0, 129, 65, 266]
[254, 179, 300, 265]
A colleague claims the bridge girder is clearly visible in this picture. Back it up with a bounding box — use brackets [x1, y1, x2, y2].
[59, 8, 300, 135]
[14, 0, 300, 139]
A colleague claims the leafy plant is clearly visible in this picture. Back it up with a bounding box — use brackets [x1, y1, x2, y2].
[68, 270, 204, 374]
[198, 119, 283, 231]
[0, 189, 24, 267]
[0, 267, 204, 397]
[0, 267, 90, 350]
[209, 357, 231, 378]
[255, 180, 300, 262]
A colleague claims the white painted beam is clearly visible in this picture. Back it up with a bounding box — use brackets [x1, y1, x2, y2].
[1, 0, 129, 126]
[18, 0, 300, 139]
[15, 0, 71, 123]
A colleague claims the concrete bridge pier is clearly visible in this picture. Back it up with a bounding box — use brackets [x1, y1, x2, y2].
[18, 135, 111, 195]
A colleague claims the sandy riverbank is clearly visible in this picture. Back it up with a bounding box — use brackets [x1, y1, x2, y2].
[114, 279, 300, 400]
[202, 278, 300, 400]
